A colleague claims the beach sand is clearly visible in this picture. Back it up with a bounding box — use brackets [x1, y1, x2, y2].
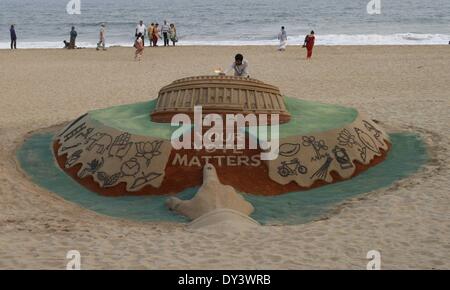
[0, 45, 449, 269]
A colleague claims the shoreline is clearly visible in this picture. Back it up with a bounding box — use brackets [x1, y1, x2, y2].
[1, 31, 449, 49]
[1, 44, 450, 51]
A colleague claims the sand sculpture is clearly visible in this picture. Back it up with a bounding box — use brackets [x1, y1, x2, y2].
[53, 75, 391, 196]
[151, 75, 291, 124]
[187, 209, 260, 231]
[166, 163, 255, 220]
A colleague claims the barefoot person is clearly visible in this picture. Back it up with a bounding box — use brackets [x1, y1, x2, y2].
[220, 53, 250, 77]
[169, 23, 178, 46]
[10, 25, 17, 49]
[278, 26, 287, 51]
[303, 30, 315, 59]
[96, 23, 106, 51]
[161, 20, 170, 46]
[134, 33, 144, 61]
[147, 23, 154, 47]
[152, 23, 160, 46]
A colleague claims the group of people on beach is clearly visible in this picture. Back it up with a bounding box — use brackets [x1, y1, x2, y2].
[57, 19, 177, 54]
[7, 23, 314, 60]
[61, 26, 80, 49]
[134, 20, 178, 61]
[278, 26, 316, 59]
[135, 20, 178, 47]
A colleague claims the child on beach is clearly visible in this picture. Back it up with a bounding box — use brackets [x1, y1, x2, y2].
[169, 23, 178, 46]
[10, 25, 17, 49]
[303, 31, 315, 59]
[134, 33, 144, 61]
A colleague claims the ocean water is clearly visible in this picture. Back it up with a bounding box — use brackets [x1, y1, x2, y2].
[1, 0, 449, 48]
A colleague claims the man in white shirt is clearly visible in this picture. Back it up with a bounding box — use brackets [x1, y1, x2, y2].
[161, 20, 170, 46]
[135, 20, 146, 46]
[221, 54, 250, 77]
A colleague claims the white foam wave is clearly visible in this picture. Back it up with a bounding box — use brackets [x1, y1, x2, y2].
[1, 34, 449, 49]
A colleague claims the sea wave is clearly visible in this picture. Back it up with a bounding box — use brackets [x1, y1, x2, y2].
[1, 34, 449, 49]
[315, 33, 450, 45]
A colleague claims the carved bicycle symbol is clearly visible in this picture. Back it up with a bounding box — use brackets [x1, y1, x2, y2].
[277, 158, 308, 177]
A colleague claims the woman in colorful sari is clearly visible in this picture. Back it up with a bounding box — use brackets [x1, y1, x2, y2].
[303, 30, 315, 59]
[147, 23, 154, 47]
[152, 23, 160, 47]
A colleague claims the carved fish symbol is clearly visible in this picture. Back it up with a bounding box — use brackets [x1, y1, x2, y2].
[354, 128, 380, 154]
[363, 120, 385, 146]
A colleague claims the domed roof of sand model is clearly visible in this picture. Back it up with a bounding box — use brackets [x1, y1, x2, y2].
[151, 75, 291, 123]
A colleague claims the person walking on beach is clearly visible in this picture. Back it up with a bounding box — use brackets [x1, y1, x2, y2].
[303, 31, 315, 59]
[135, 20, 146, 46]
[278, 26, 287, 51]
[152, 23, 160, 46]
[10, 25, 17, 49]
[220, 53, 250, 77]
[69, 26, 77, 49]
[96, 23, 106, 51]
[161, 20, 170, 46]
[169, 23, 178, 46]
[147, 23, 155, 47]
[134, 33, 144, 61]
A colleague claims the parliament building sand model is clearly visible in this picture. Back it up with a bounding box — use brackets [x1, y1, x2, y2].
[53, 75, 391, 202]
